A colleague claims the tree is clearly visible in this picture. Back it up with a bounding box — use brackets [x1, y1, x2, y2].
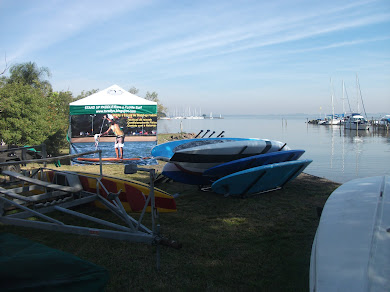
[145, 91, 167, 118]
[0, 76, 6, 87]
[75, 89, 99, 101]
[7, 62, 52, 95]
[45, 91, 74, 154]
[128, 87, 168, 118]
[0, 60, 73, 154]
[128, 86, 139, 95]
[0, 83, 73, 154]
[0, 82, 52, 145]
[0, 53, 10, 76]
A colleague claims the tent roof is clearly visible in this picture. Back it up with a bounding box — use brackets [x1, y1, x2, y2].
[69, 84, 156, 106]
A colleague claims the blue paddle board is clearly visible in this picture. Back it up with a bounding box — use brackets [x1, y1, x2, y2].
[151, 137, 259, 161]
[162, 163, 213, 185]
[211, 159, 313, 196]
[204, 150, 305, 178]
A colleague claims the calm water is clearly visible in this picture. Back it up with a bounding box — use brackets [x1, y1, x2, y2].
[157, 115, 390, 183]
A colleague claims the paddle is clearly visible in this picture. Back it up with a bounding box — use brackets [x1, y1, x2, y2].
[194, 130, 203, 138]
[208, 131, 216, 138]
[201, 130, 210, 138]
[216, 131, 225, 137]
[278, 143, 287, 151]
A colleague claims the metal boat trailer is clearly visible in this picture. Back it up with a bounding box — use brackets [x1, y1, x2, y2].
[0, 150, 180, 269]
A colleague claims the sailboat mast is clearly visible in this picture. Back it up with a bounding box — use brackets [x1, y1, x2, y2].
[342, 80, 346, 117]
[356, 73, 368, 118]
[344, 82, 352, 113]
[356, 75, 360, 113]
[330, 78, 335, 122]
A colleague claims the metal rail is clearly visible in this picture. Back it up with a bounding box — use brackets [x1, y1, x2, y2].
[0, 150, 101, 166]
[0, 149, 180, 270]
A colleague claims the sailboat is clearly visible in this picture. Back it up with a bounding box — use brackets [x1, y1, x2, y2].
[344, 113, 369, 130]
[187, 108, 204, 119]
[324, 78, 342, 125]
[340, 80, 348, 124]
[344, 75, 370, 130]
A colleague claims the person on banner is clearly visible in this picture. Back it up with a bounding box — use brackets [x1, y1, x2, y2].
[100, 114, 125, 159]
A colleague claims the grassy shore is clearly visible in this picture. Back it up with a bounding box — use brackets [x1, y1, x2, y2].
[0, 134, 340, 291]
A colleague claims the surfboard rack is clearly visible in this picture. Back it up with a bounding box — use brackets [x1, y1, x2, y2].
[0, 150, 180, 270]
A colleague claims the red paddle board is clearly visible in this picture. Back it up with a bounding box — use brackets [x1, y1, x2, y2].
[77, 157, 151, 162]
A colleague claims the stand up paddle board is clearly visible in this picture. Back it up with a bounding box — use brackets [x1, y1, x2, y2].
[76, 157, 150, 162]
[310, 175, 390, 292]
[162, 150, 305, 185]
[204, 150, 305, 178]
[162, 163, 213, 185]
[211, 159, 312, 196]
[171, 139, 290, 174]
[152, 137, 258, 161]
[44, 169, 176, 213]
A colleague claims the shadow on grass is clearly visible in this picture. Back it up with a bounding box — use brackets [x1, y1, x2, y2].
[1, 161, 339, 291]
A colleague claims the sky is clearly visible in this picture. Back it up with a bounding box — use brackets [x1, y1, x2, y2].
[1, 0, 389, 116]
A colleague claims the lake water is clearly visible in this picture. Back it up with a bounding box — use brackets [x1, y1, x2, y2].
[157, 115, 390, 184]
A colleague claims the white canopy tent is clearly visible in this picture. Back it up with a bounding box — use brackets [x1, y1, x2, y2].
[68, 84, 158, 145]
[69, 84, 157, 115]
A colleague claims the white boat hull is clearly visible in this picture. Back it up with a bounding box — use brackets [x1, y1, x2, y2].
[325, 119, 342, 125]
[344, 114, 370, 130]
[310, 175, 390, 292]
[344, 121, 370, 130]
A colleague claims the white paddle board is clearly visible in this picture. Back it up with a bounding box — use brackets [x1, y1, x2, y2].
[152, 137, 258, 161]
[171, 139, 289, 174]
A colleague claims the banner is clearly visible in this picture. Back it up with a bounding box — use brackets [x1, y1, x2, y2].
[70, 141, 157, 165]
[70, 113, 157, 137]
[69, 104, 157, 115]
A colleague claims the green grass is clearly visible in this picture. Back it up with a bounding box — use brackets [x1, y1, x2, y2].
[0, 133, 340, 291]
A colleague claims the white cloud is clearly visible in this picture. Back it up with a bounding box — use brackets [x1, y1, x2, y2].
[1, 0, 151, 62]
[1, 0, 389, 114]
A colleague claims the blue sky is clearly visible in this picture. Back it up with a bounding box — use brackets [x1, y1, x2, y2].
[1, 0, 389, 115]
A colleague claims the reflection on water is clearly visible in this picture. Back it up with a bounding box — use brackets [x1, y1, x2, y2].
[158, 117, 390, 183]
[284, 124, 389, 183]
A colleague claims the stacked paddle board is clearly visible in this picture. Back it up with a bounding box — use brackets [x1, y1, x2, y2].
[153, 138, 312, 196]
